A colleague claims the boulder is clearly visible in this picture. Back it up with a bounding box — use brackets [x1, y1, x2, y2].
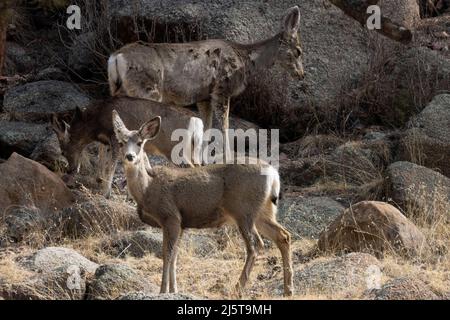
[4, 42, 36, 76]
[0, 153, 74, 216]
[389, 48, 450, 126]
[379, 0, 420, 28]
[365, 277, 439, 300]
[278, 157, 324, 187]
[68, 32, 97, 76]
[318, 201, 429, 257]
[20, 247, 99, 275]
[3, 81, 91, 122]
[30, 132, 68, 171]
[0, 121, 47, 158]
[86, 264, 158, 300]
[292, 253, 381, 297]
[401, 94, 450, 177]
[386, 161, 450, 220]
[3, 206, 46, 243]
[118, 292, 202, 300]
[280, 134, 344, 159]
[277, 195, 344, 239]
[325, 141, 389, 186]
[1, 267, 87, 300]
[34, 67, 68, 82]
[102, 230, 163, 258]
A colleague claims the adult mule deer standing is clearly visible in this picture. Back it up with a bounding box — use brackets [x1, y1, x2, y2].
[108, 6, 304, 157]
[51, 97, 203, 197]
[112, 110, 293, 296]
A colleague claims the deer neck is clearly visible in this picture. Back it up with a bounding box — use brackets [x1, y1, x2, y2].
[240, 33, 282, 74]
[124, 154, 153, 205]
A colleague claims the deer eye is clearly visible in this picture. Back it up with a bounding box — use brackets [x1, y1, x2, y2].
[295, 47, 302, 57]
[118, 142, 124, 147]
[137, 141, 143, 147]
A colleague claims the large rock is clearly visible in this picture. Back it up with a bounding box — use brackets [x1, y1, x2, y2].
[21, 247, 99, 274]
[0, 153, 74, 216]
[102, 230, 163, 258]
[118, 292, 202, 300]
[0, 121, 47, 158]
[292, 253, 381, 297]
[30, 132, 68, 171]
[379, 0, 420, 28]
[86, 264, 158, 300]
[365, 277, 439, 300]
[3, 81, 91, 122]
[3, 206, 46, 243]
[1, 268, 87, 300]
[278, 195, 344, 239]
[401, 94, 450, 177]
[386, 161, 450, 220]
[4, 42, 36, 76]
[318, 201, 429, 257]
[326, 140, 391, 186]
[68, 32, 97, 76]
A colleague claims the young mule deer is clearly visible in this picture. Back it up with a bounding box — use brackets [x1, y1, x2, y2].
[112, 110, 293, 296]
[51, 97, 203, 197]
[108, 6, 304, 155]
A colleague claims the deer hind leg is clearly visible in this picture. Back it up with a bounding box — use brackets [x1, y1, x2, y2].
[256, 202, 293, 297]
[235, 221, 263, 297]
[161, 219, 182, 293]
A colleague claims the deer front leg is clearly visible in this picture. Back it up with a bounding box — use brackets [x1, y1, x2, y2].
[197, 101, 213, 130]
[161, 219, 182, 293]
[169, 229, 183, 293]
[210, 94, 231, 162]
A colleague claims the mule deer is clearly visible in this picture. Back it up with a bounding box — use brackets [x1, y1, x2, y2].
[51, 97, 203, 196]
[112, 110, 293, 296]
[108, 6, 304, 156]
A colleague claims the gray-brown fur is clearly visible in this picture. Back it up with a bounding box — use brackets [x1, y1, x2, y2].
[112, 111, 293, 297]
[108, 6, 304, 153]
[51, 96, 203, 196]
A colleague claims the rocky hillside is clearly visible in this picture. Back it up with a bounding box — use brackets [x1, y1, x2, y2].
[0, 1, 449, 300]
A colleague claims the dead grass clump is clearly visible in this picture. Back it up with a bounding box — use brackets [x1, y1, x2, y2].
[54, 191, 143, 240]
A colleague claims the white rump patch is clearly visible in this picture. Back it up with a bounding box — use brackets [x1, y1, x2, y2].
[188, 117, 204, 165]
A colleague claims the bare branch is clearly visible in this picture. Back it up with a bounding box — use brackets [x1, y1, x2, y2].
[328, 0, 413, 44]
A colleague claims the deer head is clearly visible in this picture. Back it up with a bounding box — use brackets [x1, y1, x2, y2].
[278, 6, 304, 80]
[112, 110, 161, 167]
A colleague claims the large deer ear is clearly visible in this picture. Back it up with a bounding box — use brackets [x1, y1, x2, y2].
[112, 110, 130, 143]
[139, 116, 161, 141]
[282, 6, 301, 37]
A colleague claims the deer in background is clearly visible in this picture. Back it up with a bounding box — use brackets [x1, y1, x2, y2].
[112, 110, 293, 296]
[108, 6, 304, 156]
[51, 97, 203, 197]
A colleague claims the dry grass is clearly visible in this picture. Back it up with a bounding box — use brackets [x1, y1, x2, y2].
[337, 35, 449, 130]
